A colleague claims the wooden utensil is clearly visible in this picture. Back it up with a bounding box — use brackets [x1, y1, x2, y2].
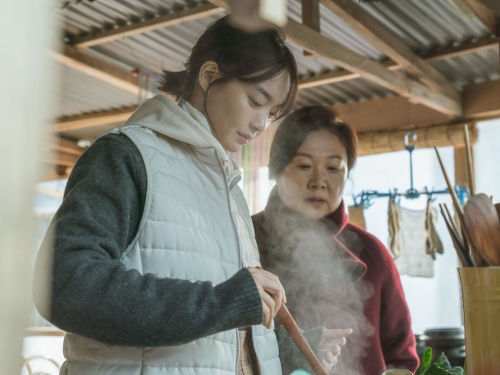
[463, 194, 500, 266]
[463, 124, 476, 196]
[434, 147, 486, 266]
[443, 203, 462, 244]
[439, 204, 471, 267]
[277, 305, 329, 375]
[495, 203, 500, 222]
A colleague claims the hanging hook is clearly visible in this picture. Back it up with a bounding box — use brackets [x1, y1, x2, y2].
[404, 131, 418, 197]
[404, 131, 417, 152]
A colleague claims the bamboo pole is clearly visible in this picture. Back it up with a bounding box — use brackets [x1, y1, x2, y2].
[357, 122, 478, 156]
[463, 124, 476, 196]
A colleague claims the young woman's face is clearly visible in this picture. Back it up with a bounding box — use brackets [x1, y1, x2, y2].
[202, 68, 290, 152]
[276, 130, 349, 220]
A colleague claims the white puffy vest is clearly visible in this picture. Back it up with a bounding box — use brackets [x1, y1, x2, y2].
[60, 125, 282, 375]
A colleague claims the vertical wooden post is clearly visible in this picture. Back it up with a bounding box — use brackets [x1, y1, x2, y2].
[0, 2, 55, 374]
[302, 0, 320, 56]
[454, 147, 469, 190]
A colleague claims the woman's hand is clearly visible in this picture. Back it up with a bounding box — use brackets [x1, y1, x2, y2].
[248, 267, 286, 329]
[318, 328, 353, 373]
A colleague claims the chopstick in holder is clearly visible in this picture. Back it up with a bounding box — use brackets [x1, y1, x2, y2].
[439, 204, 471, 267]
[277, 305, 329, 375]
[463, 124, 476, 196]
[434, 147, 483, 267]
[443, 203, 462, 243]
[434, 147, 464, 217]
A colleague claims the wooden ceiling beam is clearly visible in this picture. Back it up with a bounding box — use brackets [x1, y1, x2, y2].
[50, 106, 137, 133]
[319, 0, 460, 100]
[42, 151, 80, 168]
[333, 79, 500, 132]
[462, 0, 500, 36]
[45, 136, 86, 156]
[283, 19, 462, 116]
[39, 164, 72, 182]
[423, 36, 498, 61]
[207, 0, 461, 116]
[72, 3, 223, 48]
[333, 96, 453, 133]
[302, 0, 320, 57]
[51, 44, 139, 94]
[298, 37, 498, 90]
[48, 79, 500, 136]
[463, 78, 500, 119]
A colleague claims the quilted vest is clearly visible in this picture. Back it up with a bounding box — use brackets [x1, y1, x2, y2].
[60, 125, 282, 375]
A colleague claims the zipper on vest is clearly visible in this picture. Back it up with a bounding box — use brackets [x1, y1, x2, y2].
[214, 150, 242, 374]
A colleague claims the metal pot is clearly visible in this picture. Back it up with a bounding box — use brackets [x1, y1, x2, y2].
[420, 327, 465, 367]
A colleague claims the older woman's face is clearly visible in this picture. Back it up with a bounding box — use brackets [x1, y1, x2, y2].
[276, 130, 348, 220]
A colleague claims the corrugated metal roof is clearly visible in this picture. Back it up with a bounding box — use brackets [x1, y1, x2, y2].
[358, 0, 491, 52]
[297, 77, 395, 107]
[430, 49, 500, 87]
[52, 0, 498, 119]
[54, 62, 138, 117]
[92, 14, 222, 74]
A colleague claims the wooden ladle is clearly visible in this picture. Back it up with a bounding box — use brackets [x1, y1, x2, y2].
[463, 194, 500, 266]
[277, 305, 329, 375]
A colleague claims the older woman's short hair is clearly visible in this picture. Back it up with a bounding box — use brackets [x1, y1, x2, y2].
[268, 106, 358, 179]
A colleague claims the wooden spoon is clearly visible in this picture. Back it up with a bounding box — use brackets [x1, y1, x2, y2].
[463, 194, 500, 266]
[277, 305, 329, 375]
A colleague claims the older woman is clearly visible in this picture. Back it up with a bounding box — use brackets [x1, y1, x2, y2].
[253, 106, 419, 375]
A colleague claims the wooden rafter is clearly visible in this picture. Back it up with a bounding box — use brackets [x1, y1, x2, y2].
[334, 79, 500, 132]
[334, 96, 453, 133]
[72, 3, 223, 48]
[45, 136, 85, 156]
[49, 79, 500, 135]
[283, 19, 462, 116]
[51, 106, 137, 133]
[463, 78, 500, 119]
[206, 0, 461, 115]
[319, 0, 460, 100]
[54, 0, 494, 114]
[50, 64, 500, 138]
[43, 151, 80, 168]
[51, 44, 139, 94]
[298, 36, 498, 90]
[302, 0, 320, 56]
[422, 36, 498, 61]
[462, 0, 500, 36]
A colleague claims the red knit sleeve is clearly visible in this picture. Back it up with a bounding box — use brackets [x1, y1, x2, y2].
[371, 234, 420, 372]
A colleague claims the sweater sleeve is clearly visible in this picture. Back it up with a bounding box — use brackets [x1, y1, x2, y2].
[377, 241, 420, 372]
[33, 133, 263, 347]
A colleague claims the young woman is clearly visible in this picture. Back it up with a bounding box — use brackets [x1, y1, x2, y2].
[252, 106, 420, 375]
[34, 16, 304, 375]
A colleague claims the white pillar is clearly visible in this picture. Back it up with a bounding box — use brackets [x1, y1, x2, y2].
[0, 2, 56, 374]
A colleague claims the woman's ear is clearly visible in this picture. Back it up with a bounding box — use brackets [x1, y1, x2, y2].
[198, 61, 221, 93]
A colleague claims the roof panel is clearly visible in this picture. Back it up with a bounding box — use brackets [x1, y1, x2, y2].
[53, 62, 139, 117]
[52, 0, 499, 119]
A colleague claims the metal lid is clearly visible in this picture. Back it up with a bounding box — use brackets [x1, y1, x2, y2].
[420, 327, 464, 341]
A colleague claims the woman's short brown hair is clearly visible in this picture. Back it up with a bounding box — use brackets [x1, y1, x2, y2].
[159, 16, 298, 121]
[269, 106, 358, 179]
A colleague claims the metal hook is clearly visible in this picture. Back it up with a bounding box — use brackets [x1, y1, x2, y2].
[404, 131, 417, 152]
[403, 131, 418, 194]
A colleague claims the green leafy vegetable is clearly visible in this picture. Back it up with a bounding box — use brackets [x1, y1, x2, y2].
[415, 347, 464, 375]
[416, 347, 433, 375]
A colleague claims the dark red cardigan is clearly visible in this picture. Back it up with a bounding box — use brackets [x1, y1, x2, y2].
[253, 200, 419, 375]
